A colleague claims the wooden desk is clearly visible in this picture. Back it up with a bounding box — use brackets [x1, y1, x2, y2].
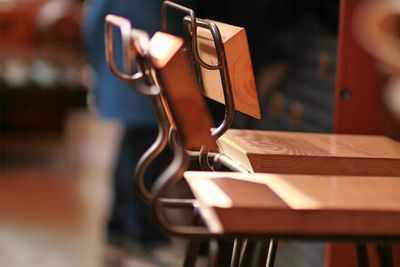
[218, 129, 400, 176]
[185, 171, 400, 238]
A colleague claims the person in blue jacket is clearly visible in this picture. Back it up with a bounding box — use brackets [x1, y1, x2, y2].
[82, 0, 170, 248]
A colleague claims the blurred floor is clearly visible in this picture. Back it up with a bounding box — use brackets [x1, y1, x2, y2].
[0, 109, 211, 267]
[0, 109, 120, 267]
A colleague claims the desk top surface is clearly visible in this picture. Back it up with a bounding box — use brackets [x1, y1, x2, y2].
[220, 129, 400, 159]
[185, 171, 400, 236]
[218, 129, 400, 175]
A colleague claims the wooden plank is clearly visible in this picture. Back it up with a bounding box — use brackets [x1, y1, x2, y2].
[185, 171, 400, 235]
[217, 128, 400, 176]
[196, 20, 261, 119]
[149, 31, 217, 151]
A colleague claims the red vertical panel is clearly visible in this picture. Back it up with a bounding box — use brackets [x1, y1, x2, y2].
[325, 244, 357, 267]
[334, 0, 400, 139]
[334, 0, 388, 135]
[328, 0, 400, 266]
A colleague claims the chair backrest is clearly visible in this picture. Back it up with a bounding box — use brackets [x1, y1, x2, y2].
[104, 14, 153, 83]
[161, 1, 261, 136]
[149, 31, 217, 151]
[195, 19, 261, 119]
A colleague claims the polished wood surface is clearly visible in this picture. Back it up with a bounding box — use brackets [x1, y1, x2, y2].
[185, 171, 400, 236]
[218, 128, 400, 176]
[197, 20, 261, 119]
[150, 31, 217, 151]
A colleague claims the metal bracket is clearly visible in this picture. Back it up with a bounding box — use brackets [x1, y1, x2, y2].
[162, 1, 236, 170]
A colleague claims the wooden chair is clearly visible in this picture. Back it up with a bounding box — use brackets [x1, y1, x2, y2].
[186, 4, 400, 263]
[147, 29, 400, 266]
[106, 3, 400, 266]
[160, 1, 400, 178]
[160, 4, 400, 265]
[146, 5, 397, 266]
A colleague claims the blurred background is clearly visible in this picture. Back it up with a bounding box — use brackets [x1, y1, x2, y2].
[0, 0, 399, 266]
[0, 1, 339, 266]
[0, 0, 87, 134]
[0, 1, 111, 267]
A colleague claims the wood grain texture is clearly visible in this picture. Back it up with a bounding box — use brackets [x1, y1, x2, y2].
[218, 129, 400, 176]
[185, 171, 400, 236]
[149, 32, 216, 151]
[196, 20, 261, 119]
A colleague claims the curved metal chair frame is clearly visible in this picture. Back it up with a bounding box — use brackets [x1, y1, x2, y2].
[105, 4, 276, 266]
[162, 1, 236, 171]
[149, 3, 396, 267]
[105, 14, 197, 211]
[105, 13, 233, 267]
[156, 2, 272, 266]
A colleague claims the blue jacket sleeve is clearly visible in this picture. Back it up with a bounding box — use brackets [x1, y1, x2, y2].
[82, 0, 163, 127]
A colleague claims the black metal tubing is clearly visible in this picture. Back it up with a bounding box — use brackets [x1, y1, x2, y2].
[162, 1, 236, 171]
[134, 94, 169, 202]
[104, 14, 145, 82]
[376, 244, 393, 267]
[230, 238, 245, 267]
[182, 17, 235, 170]
[356, 244, 369, 267]
[162, 1, 219, 70]
[266, 239, 279, 267]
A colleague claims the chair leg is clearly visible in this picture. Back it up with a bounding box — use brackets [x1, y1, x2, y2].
[238, 239, 249, 267]
[230, 238, 245, 267]
[376, 245, 393, 267]
[183, 238, 201, 267]
[266, 239, 279, 267]
[202, 238, 236, 267]
[208, 239, 219, 267]
[241, 239, 276, 267]
[253, 239, 271, 267]
[229, 238, 257, 267]
[182, 206, 204, 267]
[240, 239, 270, 267]
[356, 244, 369, 267]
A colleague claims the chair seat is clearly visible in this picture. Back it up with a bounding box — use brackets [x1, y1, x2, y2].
[185, 171, 400, 238]
[217, 129, 400, 176]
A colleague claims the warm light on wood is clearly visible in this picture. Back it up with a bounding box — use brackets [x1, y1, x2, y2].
[149, 31, 217, 151]
[185, 171, 400, 235]
[218, 129, 400, 176]
[197, 20, 261, 119]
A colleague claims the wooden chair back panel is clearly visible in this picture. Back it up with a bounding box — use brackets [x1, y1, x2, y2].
[149, 31, 217, 150]
[197, 20, 261, 119]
